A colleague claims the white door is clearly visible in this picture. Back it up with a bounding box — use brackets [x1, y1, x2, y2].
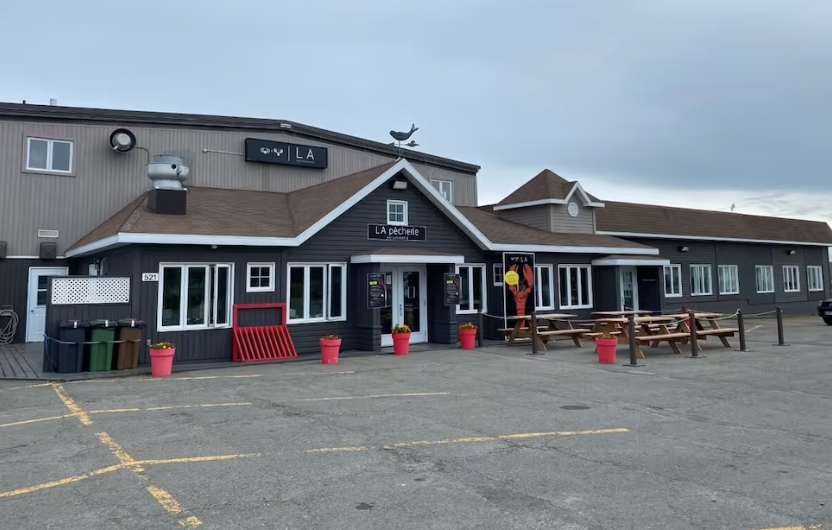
[380, 265, 428, 347]
[620, 267, 639, 311]
[26, 267, 69, 342]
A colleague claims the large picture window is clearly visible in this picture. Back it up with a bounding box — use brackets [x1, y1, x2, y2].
[158, 264, 232, 331]
[783, 265, 800, 292]
[718, 265, 739, 295]
[755, 266, 774, 293]
[456, 264, 487, 314]
[287, 263, 347, 323]
[663, 264, 682, 297]
[808, 266, 824, 292]
[534, 265, 554, 310]
[558, 265, 592, 309]
[690, 264, 713, 296]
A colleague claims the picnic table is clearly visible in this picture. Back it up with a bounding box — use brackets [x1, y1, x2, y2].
[591, 310, 653, 317]
[500, 313, 580, 351]
[666, 313, 739, 349]
[590, 315, 684, 357]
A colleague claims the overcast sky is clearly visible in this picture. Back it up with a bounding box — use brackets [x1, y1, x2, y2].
[2, 0, 830, 223]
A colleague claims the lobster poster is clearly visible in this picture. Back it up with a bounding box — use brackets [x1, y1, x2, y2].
[503, 252, 535, 324]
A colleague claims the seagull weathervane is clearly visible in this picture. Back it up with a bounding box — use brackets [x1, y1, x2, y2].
[389, 124, 419, 150]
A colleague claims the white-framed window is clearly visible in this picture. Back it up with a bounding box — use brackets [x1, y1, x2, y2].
[387, 200, 408, 225]
[430, 179, 453, 202]
[27, 137, 73, 173]
[690, 264, 713, 296]
[808, 266, 824, 292]
[663, 264, 682, 297]
[783, 265, 800, 292]
[755, 265, 774, 293]
[534, 265, 555, 310]
[158, 263, 233, 331]
[718, 265, 739, 295]
[492, 263, 504, 286]
[558, 265, 592, 309]
[456, 264, 487, 314]
[246, 263, 275, 292]
[287, 263, 347, 323]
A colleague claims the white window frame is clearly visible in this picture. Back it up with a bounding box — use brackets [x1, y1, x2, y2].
[755, 265, 774, 293]
[157, 263, 234, 332]
[455, 263, 488, 314]
[534, 264, 555, 310]
[492, 263, 504, 286]
[690, 264, 713, 296]
[386, 200, 408, 226]
[807, 265, 824, 292]
[783, 265, 800, 293]
[246, 262, 275, 293]
[718, 265, 739, 295]
[663, 264, 682, 298]
[558, 265, 593, 309]
[430, 179, 453, 202]
[26, 137, 74, 174]
[286, 263, 347, 324]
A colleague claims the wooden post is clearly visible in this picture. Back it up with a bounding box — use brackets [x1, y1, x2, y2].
[737, 309, 747, 352]
[477, 310, 484, 348]
[687, 309, 703, 358]
[530, 311, 539, 355]
[775, 307, 787, 346]
[628, 314, 638, 366]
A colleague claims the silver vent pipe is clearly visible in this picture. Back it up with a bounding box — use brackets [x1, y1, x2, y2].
[147, 155, 190, 189]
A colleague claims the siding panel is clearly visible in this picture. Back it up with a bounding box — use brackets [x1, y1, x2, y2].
[500, 205, 550, 232]
[550, 203, 594, 234]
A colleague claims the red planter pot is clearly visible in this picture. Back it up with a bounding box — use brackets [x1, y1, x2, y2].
[392, 333, 410, 355]
[459, 328, 477, 350]
[320, 338, 342, 364]
[149, 347, 175, 377]
[595, 338, 617, 364]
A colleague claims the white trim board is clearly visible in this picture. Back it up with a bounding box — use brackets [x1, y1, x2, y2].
[6, 255, 67, 259]
[592, 258, 670, 266]
[596, 231, 832, 248]
[493, 182, 605, 211]
[65, 158, 657, 258]
[351, 254, 466, 264]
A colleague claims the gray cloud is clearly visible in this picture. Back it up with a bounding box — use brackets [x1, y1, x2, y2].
[1, 0, 830, 208]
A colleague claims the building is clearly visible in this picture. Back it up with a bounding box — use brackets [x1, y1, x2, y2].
[0, 102, 829, 364]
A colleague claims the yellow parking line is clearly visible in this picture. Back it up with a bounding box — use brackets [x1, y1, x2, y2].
[136, 454, 260, 466]
[0, 464, 124, 498]
[144, 402, 252, 411]
[752, 526, 822, 530]
[0, 413, 78, 428]
[299, 392, 450, 402]
[146, 486, 203, 528]
[0, 382, 52, 393]
[66, 374, 263, 384]
[307, 427, 630, 453]
[51, 383, 92, 426]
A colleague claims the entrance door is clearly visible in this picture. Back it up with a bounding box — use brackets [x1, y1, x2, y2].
[620, 266, 639, 311]
[380, 265, 428, 347]
[26, 267, 69, 342]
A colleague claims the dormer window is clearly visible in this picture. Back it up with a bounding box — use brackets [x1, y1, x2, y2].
[387, 200, 408, 225]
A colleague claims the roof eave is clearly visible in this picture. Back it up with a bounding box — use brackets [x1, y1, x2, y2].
[596, 230, 832, 247]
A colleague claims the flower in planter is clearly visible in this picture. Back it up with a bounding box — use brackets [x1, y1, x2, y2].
[597, 331, 614, 339]
[321, 334, 340, 340]
[392, 324, 411, 334]
[459, 322, 478, 330]
[150, 341, 175, 349]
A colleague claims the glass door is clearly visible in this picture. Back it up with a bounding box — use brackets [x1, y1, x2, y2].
[620, 266, 639, 311]
[380, 266, 427, 346]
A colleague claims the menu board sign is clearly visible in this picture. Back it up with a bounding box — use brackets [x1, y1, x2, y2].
[368, 272, 387, 309]
[444, 273, 461, 306]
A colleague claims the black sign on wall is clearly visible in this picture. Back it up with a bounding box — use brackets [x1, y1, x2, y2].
[503, 252, 536, 321]
[367, 272, 387, 309]
[444, 273, 461, 306]
[245, 138, 328, 169]
[367, 224, 427, 241]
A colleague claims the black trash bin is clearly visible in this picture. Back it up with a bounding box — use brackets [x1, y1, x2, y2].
[57, 320, 89, 374]
[115, 319, 145, 370]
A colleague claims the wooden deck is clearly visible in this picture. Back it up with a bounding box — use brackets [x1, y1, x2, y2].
[0, 344, 44, 379]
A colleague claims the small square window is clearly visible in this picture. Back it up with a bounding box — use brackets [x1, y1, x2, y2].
[26, 137, 73, 173]
[387, 200, 408, 225]
[430, 179, 453, 202]
[492, 264, 504, 286]
[247, 263, 275, 292]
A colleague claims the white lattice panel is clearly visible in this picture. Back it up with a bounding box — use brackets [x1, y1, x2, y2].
[51, 277, 130, 305]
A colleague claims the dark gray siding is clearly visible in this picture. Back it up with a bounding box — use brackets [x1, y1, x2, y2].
[500, 205, 550, 232]
[626, 237, 829, 314]
[0, 257, 68, 343]
[286, 172, 488, 353]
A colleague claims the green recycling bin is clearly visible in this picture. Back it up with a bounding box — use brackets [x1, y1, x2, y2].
[88, 319, 118, 372]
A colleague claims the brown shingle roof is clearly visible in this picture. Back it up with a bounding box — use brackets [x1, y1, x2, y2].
[458, 207, 655, 250]
[496, 169, 575, 206]
[596, 201, 832, 244]
[69, 162, 398, 250]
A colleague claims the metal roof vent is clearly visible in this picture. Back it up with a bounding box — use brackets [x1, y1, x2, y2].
[147, 154, 190, 189]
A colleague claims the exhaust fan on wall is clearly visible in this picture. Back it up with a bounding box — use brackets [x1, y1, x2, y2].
[109, 128, 137, 153]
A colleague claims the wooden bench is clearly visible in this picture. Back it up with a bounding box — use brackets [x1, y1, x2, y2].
[636, 332, 689, 355]
[583, 331, 622, 338]
[695, 327, 738, 347]
[537, 328, 583, 347]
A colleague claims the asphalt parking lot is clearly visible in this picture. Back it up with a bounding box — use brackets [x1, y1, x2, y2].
[1, 316, 830, 529]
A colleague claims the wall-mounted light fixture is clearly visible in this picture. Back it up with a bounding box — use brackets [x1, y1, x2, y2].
[787, 249, 796, 255]
[392, 180, 408, 190]
[679, 246, 689, 252]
